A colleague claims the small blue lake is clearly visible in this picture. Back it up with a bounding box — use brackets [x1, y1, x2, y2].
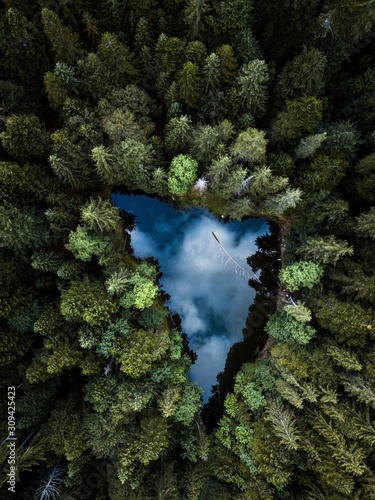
[112, 193, 268, 401]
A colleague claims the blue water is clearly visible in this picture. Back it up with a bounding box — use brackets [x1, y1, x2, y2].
[112, 193, 268, 401]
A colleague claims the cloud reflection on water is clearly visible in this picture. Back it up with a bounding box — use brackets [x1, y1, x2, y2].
[112, 194, 267, 401]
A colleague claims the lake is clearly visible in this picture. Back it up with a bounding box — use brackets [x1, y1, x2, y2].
[112, 193, 268, 401]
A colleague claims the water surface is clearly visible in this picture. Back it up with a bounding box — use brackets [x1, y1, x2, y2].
[112, 194, 267, 400]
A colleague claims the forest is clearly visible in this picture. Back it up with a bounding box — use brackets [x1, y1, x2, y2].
[0, 0, 375, 498]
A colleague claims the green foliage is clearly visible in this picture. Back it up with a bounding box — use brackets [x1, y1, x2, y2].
[266, 311, 316, 345]
[81, 197, 121, 232]
[41, 8, 81, 63]
[0, 115, 50, 161]
[60, 276, 118, 326]
[356, 207, 375, 240]
[0, 204, 50, 252]
[313, 294, 374, 346]
[236, 59, 269, 116]
[247, 165, 289, 201]
[230, 127, 267, 164]
[277, 46, 327, 99]
[65, 225, 114, 264]
[273, 97, 323, 140]
[216, 45, 238, 84]
[262, 187, 302, 215]
[264, 399, 300, 451]
[117, 329, 169, 377]
[322, 121, 361, 160]
[203, 53, 221, 92]
[183, 0, 210, 40]
[285, 302, 312, 323]
[234, 362, 274, 411]
[295, 132, 327, 159]
[174, 382, 202, 426]
[299, 154, 349, 192]
[279, 261, 324, 291]
[2, 1, 375, 497]
[177, 61, 203, 108]
[168, 154, 198, 195]
[326, 345, 362, 371]
[296, 235, 354, 266]
[97, 32, 139, 85]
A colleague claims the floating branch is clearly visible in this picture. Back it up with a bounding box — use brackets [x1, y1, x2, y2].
[212, 231, 261, 283]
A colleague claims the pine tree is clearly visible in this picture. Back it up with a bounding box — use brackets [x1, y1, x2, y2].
[91, 145, 116, 184]
[264, 399, 300, 451]
[296, 235, 354, 266]
[356, 208, 375, 240]
[277, 46, 327, 99]
[0, 114, 50, 161]
[164, 115, 193, 153]
[41, 8, 81, 63]
[262, 187, 302, 216]
[230, 128, 267, 164]
[177, 62, 203, 108]
[216, 45, 238, 84]
[272, 97, 323, 140]
[295, 132, 327, 159]
[183, 0, 210, 40]
[236, 59, 269, 116]
[81, 197, 121, 232]
[203, 53, 221, 92]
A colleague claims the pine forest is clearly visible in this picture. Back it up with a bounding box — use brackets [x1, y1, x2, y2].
[1, 0, 375, 498]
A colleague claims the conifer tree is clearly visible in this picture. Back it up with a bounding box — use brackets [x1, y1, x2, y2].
[177, 61, 203, 108]
[236, 59, 269, 116]
[41, 8, 81, 63]
[230, 127, 267, 164]
[296, 235, 354, 266]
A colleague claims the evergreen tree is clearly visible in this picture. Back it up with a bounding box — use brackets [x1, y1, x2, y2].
[236, 59, 269, 116]
[0, 114, 50, 161]
[277, 46, 327, 99]
[230, 127, 267, 164]
[41, 8, 81, 63]
[297, 235, 354, 266]
[177, 61, 203, 108]
[81, 197, 121, 232]
[168, 154, 198, 195]
[272, 97, 323, 140]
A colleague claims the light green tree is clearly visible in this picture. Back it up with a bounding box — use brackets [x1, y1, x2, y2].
[295, 132, 327, 159]
[168, 155, 198, 195]
[266, 311, 316, 345]
[60, 276, 119, 326]
[279, 261, 324, 291]
[81, 197, 121, 232]
[356, 208, 375, 240]
[65, 225, 114, 265]
[237, 60, 269, 116]
[230, 128, 267, 164]
[262, 187, 302, 215]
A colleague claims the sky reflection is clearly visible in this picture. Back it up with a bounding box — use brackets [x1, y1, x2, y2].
[112, 194, 267, 401]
